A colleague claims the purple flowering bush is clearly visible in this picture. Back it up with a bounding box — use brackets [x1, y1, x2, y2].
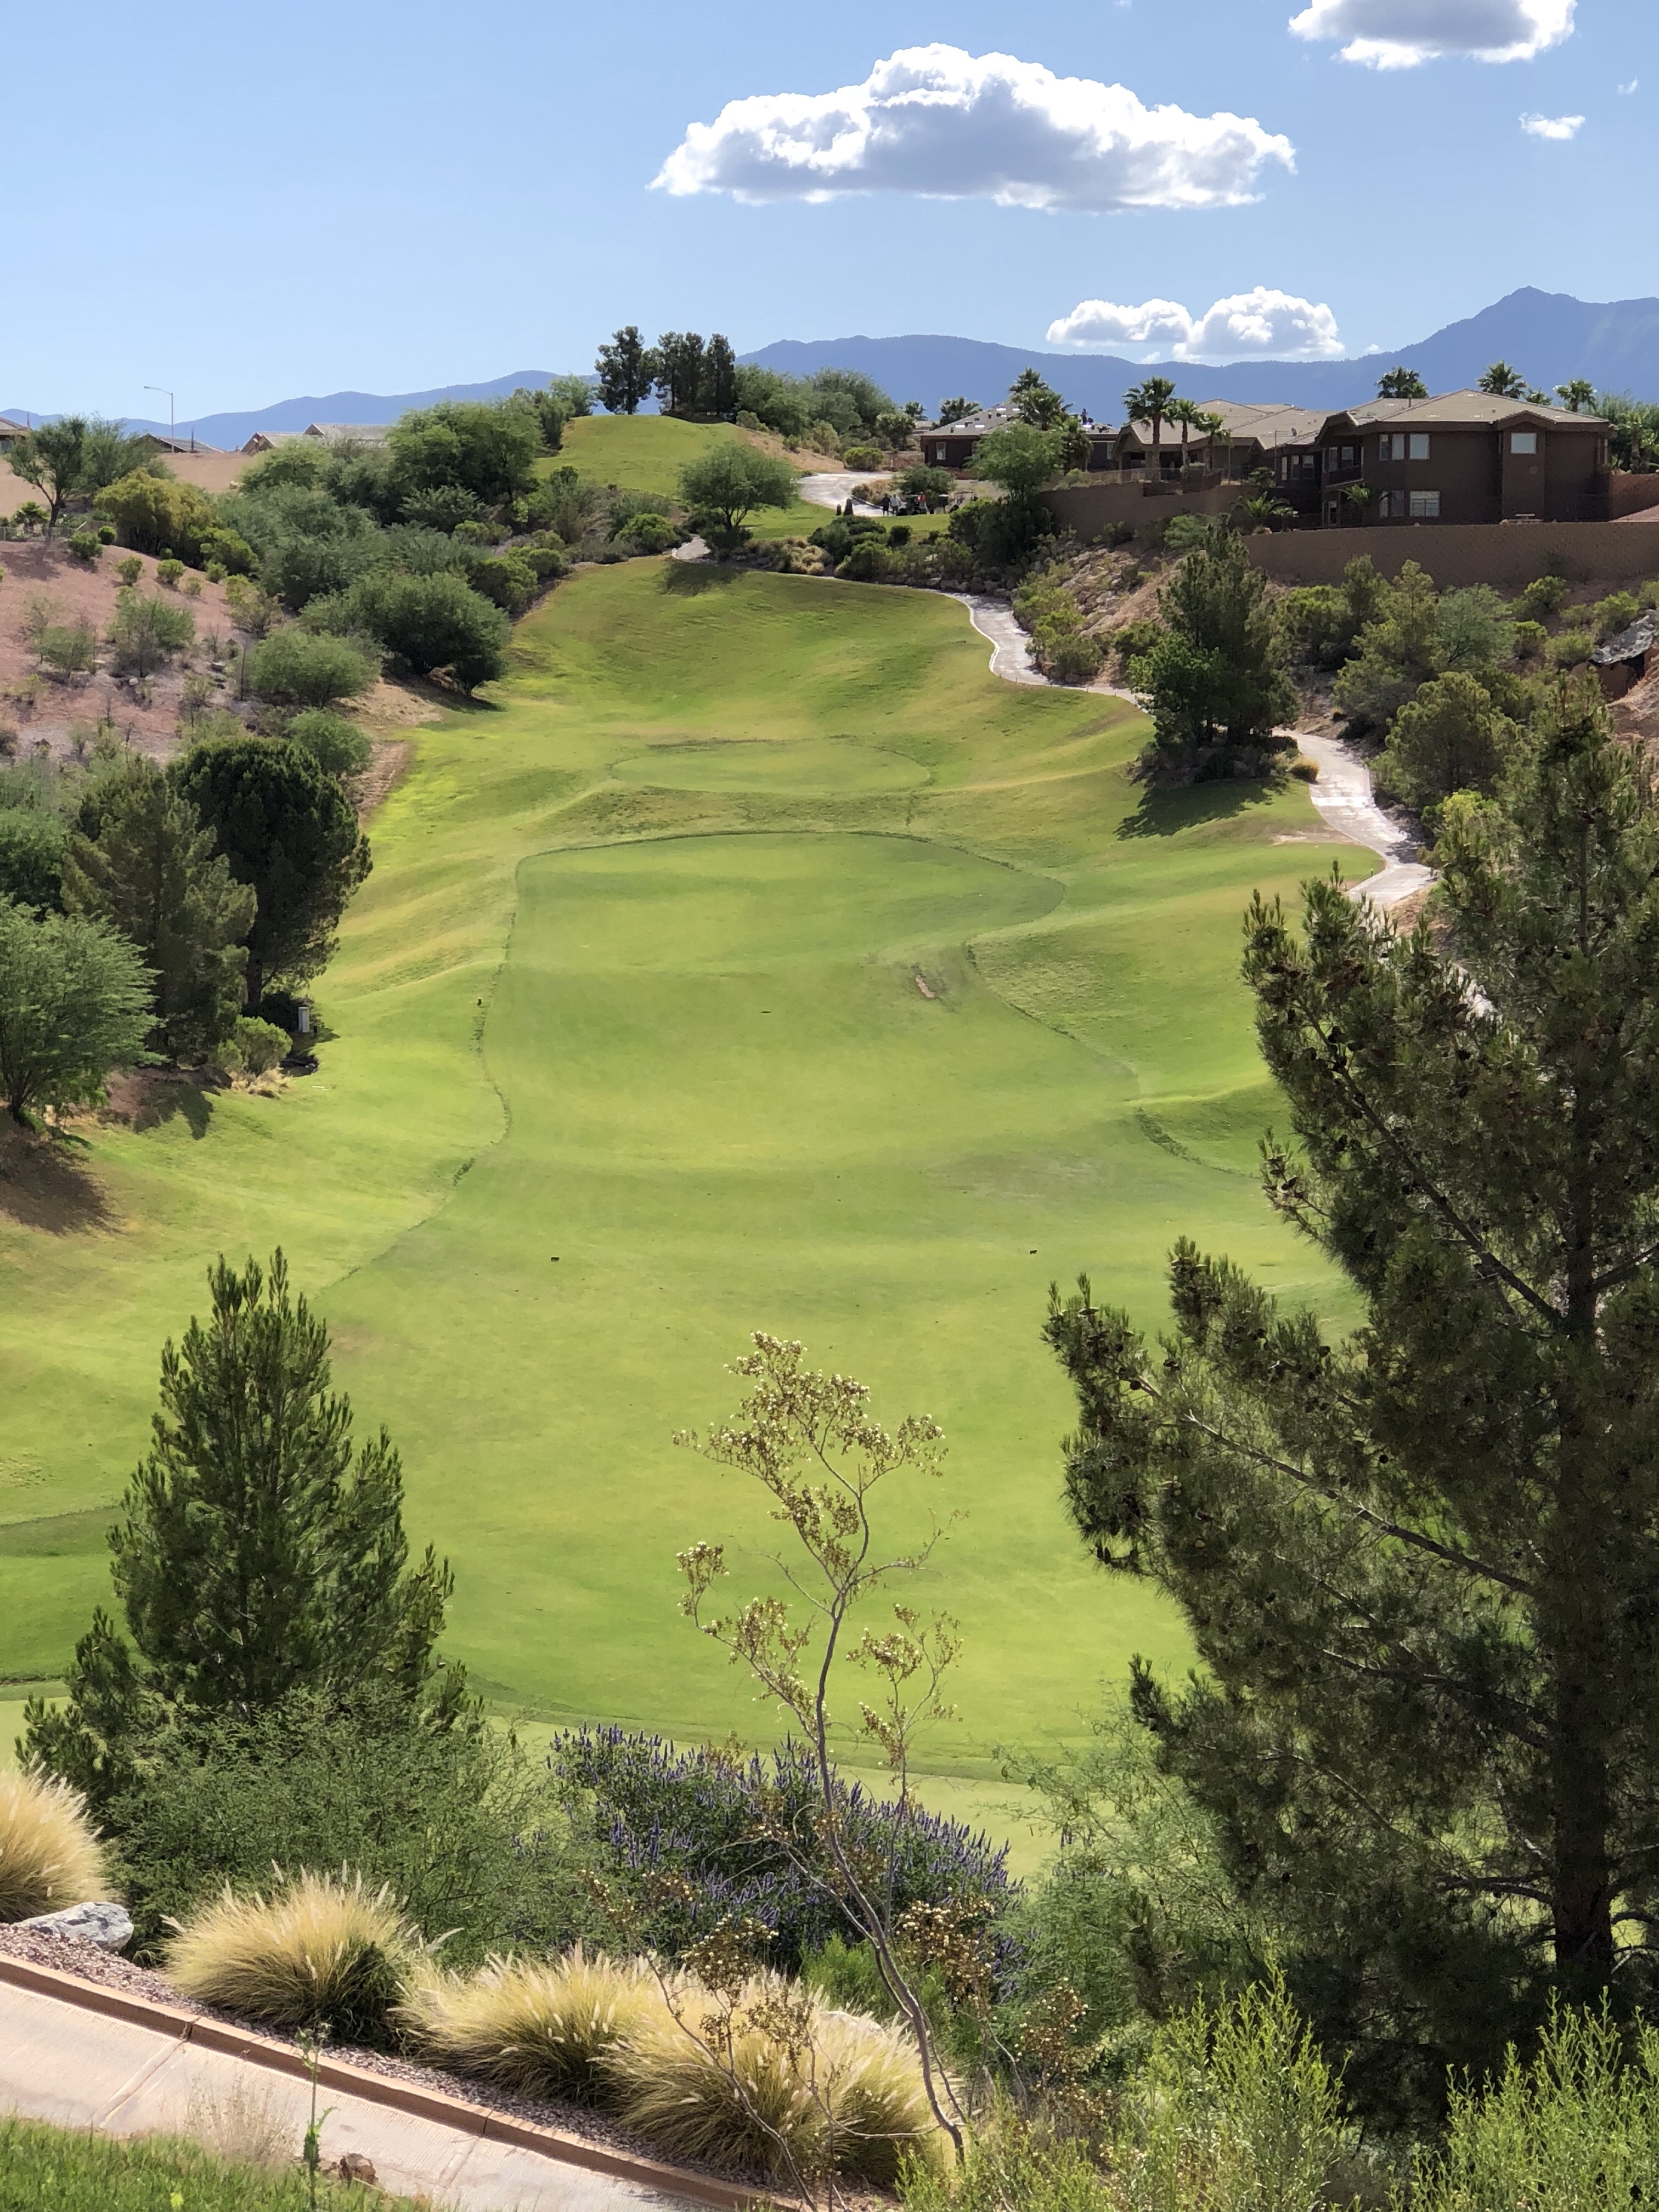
[550, 1728, 1018, 1978]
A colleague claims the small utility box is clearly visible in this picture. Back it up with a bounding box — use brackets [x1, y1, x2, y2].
[296, 1001, 313, 1037]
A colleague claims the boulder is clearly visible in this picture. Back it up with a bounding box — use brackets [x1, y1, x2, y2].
[18, 1900, 134, 1949]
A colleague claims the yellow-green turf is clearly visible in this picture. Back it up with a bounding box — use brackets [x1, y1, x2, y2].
[556, 413, 840, 541]
[0, 555, 1372, 1782]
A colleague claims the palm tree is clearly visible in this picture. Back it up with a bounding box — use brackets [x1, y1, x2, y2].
[1478, 361, 1529, 398]
[1556, 379, 1597, 414]
[1198, 409, 1229, 475]
[1169, 397, 1209, 467]
[1123, 375, 1178, 465]
[1376, 367, 1428, 400]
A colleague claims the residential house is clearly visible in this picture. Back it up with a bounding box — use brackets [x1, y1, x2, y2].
[240, 422, 391, 455]
[1292, 391, 1612, 527]
[0, 416, 30, 453]
[920, 404, 1119, 472]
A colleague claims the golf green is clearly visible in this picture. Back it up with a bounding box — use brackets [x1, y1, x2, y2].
[0, 560, 1372, 1777]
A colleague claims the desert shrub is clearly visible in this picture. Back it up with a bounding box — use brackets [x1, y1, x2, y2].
[66, 531, 101, 566]
[227, 1016, 290, 1075]
[1512, 618, 1547, 659]
[617, 510, 681, 555]
[95, 471, 219, 563]
[398, 1946, 672, 2101]
[224, 575, 283, 637]
[1592, 589, 1641, 640]
[108, 591, 195, 676]
[167, 1868, 424, 2043]
[946, 493, 1055, 578]
[155, 558, 185, 589]
[1274, 558, 1384, 668]
[1410, 2002, 1659, 2212]
[1110, 1980, 1351, 2212]
[183, 573, 203, 598]
[1550, 626, 1595, 669]
[324, 570, 507, 692]
[843, 443, 882, 469]
[469, 552, 538, 614]
[96, 524, 116, 545]
[248, 626, 378, 708]
[38, 622, 98, 678]
[552, 1730, 1014, 1976]
[200, 527, 257, 577]
[1515, 572, 1568, 622]
[104, 1688, 585, 1962]
[115, 555, 143, 586]
[838, 540, 894, 582]
[0, 1769, 111, 1921]
[284, 708, 371, 778]
[398, 483, 484, 534]
[901, 2120, 1116, 2212]
[0, 806, 64, 913]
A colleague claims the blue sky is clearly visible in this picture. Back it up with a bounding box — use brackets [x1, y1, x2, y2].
[4, 0, 1650, 417]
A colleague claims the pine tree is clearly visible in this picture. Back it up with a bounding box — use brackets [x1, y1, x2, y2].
[1130, 529, 1297, 780]
[61, 761, 255, 1063]
[1045, 682, 1659, 2123]
[26, 1251, 461, 1802]
[594, 324, 655, 416]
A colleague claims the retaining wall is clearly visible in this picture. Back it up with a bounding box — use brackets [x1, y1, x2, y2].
[1238, 521, 1659, 592]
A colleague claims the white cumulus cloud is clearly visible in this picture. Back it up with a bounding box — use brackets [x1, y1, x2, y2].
[653, 45, 1294, 212]
[1288, 0, 1573, 67]
[1047, 287, 1345, 362]
[1520, 109, 1584, 136]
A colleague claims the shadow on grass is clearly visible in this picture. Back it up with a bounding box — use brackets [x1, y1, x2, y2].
[0, 1127, 115, 1235]
[659, 562, 741, 597]
[1118, 778, 1280, 839]
[114, 1070, 218, 1141]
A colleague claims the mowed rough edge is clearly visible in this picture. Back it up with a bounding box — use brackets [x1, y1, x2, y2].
[0, 558, 1373, 1769]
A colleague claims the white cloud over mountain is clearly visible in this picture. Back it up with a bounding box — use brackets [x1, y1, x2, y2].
[1047, 287, 1345, 361]
[1520, 110, 1584, 137]
[1288, 0, 1574, 67]
[654, 46, 1294, 212]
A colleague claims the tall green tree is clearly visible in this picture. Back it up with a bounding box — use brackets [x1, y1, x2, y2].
[1128, 528, 1296, 778]
[968, 423, 1066, 498]
[1375, 670, 1519, 812]
[1555, 379, 1597, 415]
[654, 331, 707, 416]
[25, 1251, 462, 1800]
[61, 763, 256, 1064]
[171, 737, 369, 1010]
[6, 416, 92, 535]
[594, 325, 656, 415]
[1376, 367, 1429, 399]
[1045, 683, 1659, 2122]
[0, 898, 153, 1124]
[701, 334, 738, 419]
[678, 443, 797, 542]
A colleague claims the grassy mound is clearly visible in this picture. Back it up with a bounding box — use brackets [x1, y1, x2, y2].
[0, 561, 1370, 1771]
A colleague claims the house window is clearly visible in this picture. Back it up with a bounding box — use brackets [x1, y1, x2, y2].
[1377, 490, 1405, 518]
[1510, 431, 1538, 454]
[1409, 432, 1431, 460]
[934, 445, 946, 462]
[1409, 490, 1440, 518]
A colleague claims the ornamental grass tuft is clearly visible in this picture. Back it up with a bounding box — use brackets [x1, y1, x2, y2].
[167, 1868, 422, 2044]
[0, 1769, 111, 1923]
[396, 1945, 673, 2101]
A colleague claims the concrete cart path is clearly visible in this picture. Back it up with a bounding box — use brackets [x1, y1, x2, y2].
[796, 470, 888, 511]
[0, 1969, 704, 2212]
[1295, 731, 1434, 911]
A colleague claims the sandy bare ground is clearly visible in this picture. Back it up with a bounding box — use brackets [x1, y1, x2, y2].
[0, 540, 244, 758]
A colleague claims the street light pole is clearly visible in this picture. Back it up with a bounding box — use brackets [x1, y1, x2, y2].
[144, 386, 174, 448]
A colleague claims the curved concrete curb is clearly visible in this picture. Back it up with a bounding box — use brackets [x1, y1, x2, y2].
[0, 1953, 761, 2210]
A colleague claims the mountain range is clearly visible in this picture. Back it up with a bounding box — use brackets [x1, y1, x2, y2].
[8, 290, 1658, 448]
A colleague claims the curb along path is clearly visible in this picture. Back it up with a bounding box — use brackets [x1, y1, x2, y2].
[0, 1954, 743, 2212]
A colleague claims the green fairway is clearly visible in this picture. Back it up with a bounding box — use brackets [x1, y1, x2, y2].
[0, 561, 1372, 1776]
[556, 413, 831, 541]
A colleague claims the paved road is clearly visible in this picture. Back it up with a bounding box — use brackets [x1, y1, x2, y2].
[0, 1974, 692, 2212]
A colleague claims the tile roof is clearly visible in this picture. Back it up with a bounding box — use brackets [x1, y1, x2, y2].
[1328, 388, 1610, 430]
